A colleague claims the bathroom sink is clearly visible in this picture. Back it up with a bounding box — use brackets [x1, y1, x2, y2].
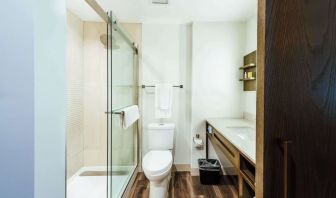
[226, 127, 255, 141]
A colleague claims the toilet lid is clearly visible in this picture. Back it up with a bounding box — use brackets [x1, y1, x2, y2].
[142, 151, 172, 176]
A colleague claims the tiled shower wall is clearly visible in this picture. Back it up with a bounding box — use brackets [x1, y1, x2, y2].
[66, 11, 84, 178]
[82, 21, 108, 167]
[66, 12, 108, 177]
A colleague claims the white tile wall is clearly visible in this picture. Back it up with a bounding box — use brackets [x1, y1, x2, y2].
[66, 11, 84, 178]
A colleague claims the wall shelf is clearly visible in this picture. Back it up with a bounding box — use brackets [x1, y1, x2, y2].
[239, 78, 256, 81]
[239, 64, 256, 70]
[240, 51, 257, 91]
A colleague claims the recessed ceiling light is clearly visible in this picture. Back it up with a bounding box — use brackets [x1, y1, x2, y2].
[152, 0, 168, 4]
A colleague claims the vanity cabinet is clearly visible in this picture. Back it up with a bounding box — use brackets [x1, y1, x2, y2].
[210, 130, 239, 167]
[206, 122, 255, 198]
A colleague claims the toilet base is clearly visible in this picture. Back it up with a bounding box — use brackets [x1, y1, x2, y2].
[149, 173, 171, 198]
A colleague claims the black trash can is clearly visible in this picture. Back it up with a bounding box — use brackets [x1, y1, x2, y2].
[198, 159, 221, 185]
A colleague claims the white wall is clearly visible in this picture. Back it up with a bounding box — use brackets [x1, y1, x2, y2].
[34, 0, 66, 197]
[141, 24, 192, 165]
[0, 1, 34, 197]
[191, 22, 246, 170]
[1, 1, 67, 197]
[243, 15, 257, 117]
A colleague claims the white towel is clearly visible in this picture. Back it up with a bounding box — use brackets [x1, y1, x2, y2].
[121, 105, 140, 129]
[155, 84, 172, 118]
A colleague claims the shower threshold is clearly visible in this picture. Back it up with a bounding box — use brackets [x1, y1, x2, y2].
[80, 170, 130, 176]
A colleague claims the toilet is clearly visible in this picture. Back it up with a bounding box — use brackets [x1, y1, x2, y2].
[142, 123, 175, 198]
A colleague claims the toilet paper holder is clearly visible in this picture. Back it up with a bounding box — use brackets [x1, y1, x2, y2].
[193, 134, 204, 150]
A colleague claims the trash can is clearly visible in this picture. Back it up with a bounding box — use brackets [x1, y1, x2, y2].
[198, 159, 221, 185]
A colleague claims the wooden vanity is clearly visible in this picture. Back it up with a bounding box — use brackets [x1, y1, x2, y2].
[206, 119, 256, 198]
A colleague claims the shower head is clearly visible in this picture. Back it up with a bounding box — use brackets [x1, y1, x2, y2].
[100, 34, 120, 49]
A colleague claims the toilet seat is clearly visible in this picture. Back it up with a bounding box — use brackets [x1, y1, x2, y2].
[142, 150, 172, 178]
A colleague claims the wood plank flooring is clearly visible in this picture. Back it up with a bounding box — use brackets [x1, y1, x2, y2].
[128, 171, 238, 198]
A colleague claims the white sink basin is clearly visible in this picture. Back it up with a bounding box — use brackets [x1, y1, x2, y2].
[226, 127, 255, 141]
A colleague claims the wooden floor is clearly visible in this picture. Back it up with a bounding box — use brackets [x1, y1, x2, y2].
[128, 171, 238, 198]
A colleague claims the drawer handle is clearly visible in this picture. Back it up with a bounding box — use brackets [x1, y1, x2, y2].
[283, 140, 292, 198]
[214, 133, 235, 158]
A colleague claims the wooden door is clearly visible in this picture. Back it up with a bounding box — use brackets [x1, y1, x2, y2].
[258, 0, 336, 197]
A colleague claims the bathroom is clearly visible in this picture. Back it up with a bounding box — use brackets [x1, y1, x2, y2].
[3, 0, 336, 198]
[66, 0, 257, 197]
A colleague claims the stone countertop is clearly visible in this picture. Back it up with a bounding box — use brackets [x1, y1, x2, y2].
[207, 118, 256, 163]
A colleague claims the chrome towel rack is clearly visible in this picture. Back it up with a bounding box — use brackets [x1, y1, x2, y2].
[141, 85, 183, 89]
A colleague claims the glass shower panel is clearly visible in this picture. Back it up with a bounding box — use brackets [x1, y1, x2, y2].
[107, 12, 138, 198]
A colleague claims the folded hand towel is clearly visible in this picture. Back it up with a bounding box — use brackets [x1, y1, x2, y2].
[121, 105, 140, 129]
[155, 84, 172, 118]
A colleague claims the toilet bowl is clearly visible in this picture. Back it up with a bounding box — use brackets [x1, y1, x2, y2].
[143, 150, 172, 198]
[143, 123, 175, 198]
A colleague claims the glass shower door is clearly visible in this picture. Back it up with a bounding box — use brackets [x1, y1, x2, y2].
[107, 12, 138, 198]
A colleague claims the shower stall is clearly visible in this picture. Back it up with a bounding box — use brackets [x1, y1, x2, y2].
[66, 1, 139, 198]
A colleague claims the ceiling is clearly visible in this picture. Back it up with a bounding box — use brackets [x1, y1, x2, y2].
[66, 0, 257, 23]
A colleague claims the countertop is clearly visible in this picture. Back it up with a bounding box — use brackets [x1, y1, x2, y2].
[206, 118, 256, 163]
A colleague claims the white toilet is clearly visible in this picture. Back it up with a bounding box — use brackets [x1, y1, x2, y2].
[142, 123, 175, 198]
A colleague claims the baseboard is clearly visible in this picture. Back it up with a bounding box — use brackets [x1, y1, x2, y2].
[174, 164, 191, 172]
[190, 168, 199, 176]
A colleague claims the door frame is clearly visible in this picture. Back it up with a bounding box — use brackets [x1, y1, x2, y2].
[256, 0, 265, 197]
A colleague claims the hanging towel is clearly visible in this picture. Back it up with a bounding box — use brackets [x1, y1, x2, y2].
[120, 105, 140, 129]
[155, 84, 172, 118]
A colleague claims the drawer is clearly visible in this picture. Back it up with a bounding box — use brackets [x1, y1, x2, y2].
[209, 130, 239, 167]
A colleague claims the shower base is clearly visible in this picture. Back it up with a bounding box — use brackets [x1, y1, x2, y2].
[67, 166, 135, 198]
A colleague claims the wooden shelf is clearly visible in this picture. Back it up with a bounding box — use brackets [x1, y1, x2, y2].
[240, 170, 255, 191]
[240, 155, 256, 185]
[239, 78, 256, 81]
[241, 177, 256, 198]
[240, 51, 257, 91]
[239, 154, 256, 198]
[239, 64, 256, 70]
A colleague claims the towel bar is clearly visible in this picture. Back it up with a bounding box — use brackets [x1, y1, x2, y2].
[104, 111, 124, 115]
[141, 85, 183, 89]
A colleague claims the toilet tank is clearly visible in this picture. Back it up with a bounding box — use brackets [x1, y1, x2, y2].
[147, 123, 175, 150]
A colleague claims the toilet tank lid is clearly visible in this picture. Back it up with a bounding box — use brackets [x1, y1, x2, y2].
[148, 123, 175, 130]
